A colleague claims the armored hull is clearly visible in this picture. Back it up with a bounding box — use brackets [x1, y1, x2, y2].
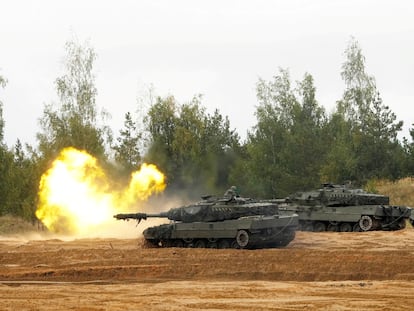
[143, 213, 298, 249]
[278, 184, 412, 232]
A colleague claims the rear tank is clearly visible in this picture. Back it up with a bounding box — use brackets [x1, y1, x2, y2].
[277, 183, 412, 232]
[115, 195, 298, 249]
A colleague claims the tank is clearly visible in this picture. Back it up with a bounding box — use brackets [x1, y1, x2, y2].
[275, 183, 412, 232]
[114, 195, 298, 249]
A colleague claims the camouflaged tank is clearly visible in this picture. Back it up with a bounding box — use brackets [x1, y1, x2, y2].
[114, 194, 298, 249]
[275, 183, 412, 232]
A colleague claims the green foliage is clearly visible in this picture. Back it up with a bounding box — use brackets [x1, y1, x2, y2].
[1, 36, 414, 223]
[112, 112, 142, 175]
[234, 39, 405, 198]
[289, 73, 328, 188]
[37, 39, 110, 162]
[355, 93, 404, 180]
[11, 140, 40, 220]
[0, 139, 39, 220]
[0, 75, 15, 216]
[144, 95, 241, 196]
[144, 95, 177, 175]
[235, 69, 328, 198]
[0, 73, 7, 142]
[202, 108, 242, 191]
[320, 110, 358, 182]
[0, 146, 15, 215]
[402, 126, 414, 175]
[0, 74, 6, 87]
[323, 38, 404, 184]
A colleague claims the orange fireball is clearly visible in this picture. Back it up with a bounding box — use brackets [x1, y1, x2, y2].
[36, 147, 166, 235]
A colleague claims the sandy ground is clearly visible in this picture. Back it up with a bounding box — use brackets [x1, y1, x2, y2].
[1, 229, 414, 310]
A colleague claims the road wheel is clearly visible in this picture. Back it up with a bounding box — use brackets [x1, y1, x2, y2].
[313, 222, 326, 232]
[218, 239, 231, 249]
[236, 230, 250, 248]
[352, 223, 362, 232]
[142, 239, 159, 248]
[339, 223, 353, 232]
[182, 238, 194, 247]
[327, 224, 338, 232]
[194, 239, 207, 248]
[172, 240, 184, 248]
[302, 223, 314, 231]
[162, 240, 172, 247]
[398, 219, 407, 230]
[207, 242, 218, 248]
[359, 215, 373, 231]
[230, 240, 240, 249]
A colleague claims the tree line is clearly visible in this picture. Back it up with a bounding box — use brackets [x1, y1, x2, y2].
[1, 37, 414, 221]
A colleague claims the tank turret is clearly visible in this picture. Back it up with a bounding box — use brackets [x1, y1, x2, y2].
[115, 194, 298, 249]
[287, 183, 389, 206]
[114, 196, 279, 223]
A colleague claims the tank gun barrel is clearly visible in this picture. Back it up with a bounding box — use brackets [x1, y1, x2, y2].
[113, 212, 168, 223]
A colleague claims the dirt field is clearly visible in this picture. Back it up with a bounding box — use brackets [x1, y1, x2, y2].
[1, 228, 414, 310]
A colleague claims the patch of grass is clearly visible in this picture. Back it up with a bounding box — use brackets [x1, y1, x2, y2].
[372, 177, 414, 207]
[0, 215, 41, 234]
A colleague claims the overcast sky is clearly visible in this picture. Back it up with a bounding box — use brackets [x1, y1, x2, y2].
[1, 0, 413, 147]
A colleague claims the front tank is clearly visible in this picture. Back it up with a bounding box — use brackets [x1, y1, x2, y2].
[142, 196, 298, 249]
[143, 213, 298, 249]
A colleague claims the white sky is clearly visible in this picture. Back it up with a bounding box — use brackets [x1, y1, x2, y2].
[1, 0, 414, 147]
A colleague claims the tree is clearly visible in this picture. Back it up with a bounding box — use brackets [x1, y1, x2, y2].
[320, 108, 358, 182]
[324, 38, 404, 183]
[11, 140, 40, 220]
[403, 126, 414, 174]
[171, 99, 206, 187]
[288, 73, 328, 189]
[244, 68, 297, 197]
[0, 74, 14, 216]
[112, 112, 142, 175]
[356, 93, 404, 179]
[0, 73, 7, 142]
[144, 95, 178, 180]
[0, 77, 33, 218]
[236, 69, 327, 198]
[144, 95, 241, 196]
[203, 109, 241, 191]
[0, 146, 16, 216]
[37, 39, 110, 162]
[339, 37, 376, 123]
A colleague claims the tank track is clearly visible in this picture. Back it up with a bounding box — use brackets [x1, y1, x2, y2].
[144, 227, 296, 249]
[298, 216, 407, 232]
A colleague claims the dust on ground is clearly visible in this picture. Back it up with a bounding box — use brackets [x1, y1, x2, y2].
[1, 229, 414, 310]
